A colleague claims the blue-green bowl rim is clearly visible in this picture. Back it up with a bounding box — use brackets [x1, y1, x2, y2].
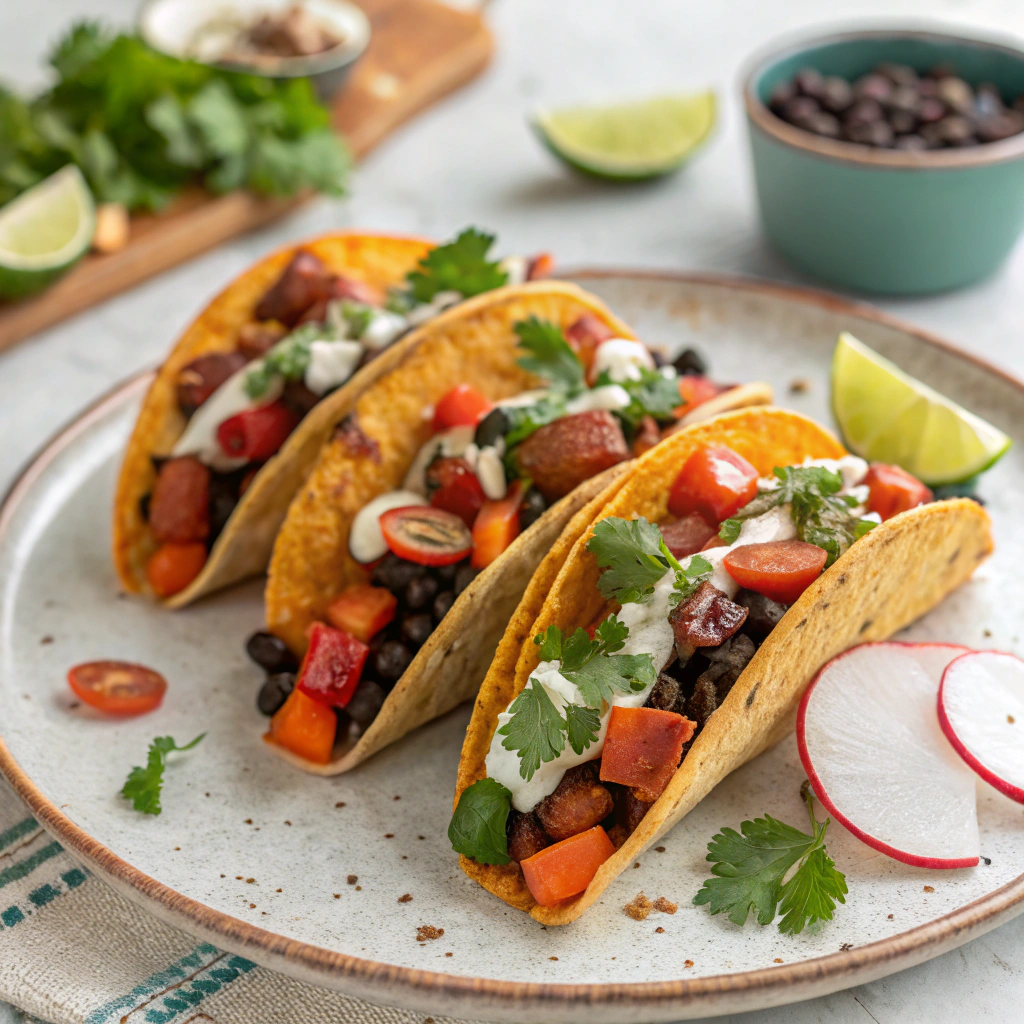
[741, 24, 1024, 170]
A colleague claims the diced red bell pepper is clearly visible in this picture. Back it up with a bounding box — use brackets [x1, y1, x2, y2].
[724, 539, 828, 604]
[864, 462, 933, 521]
[427, 456, 487, 527]
[565, 314, 614, 375]
[599, 706, 696, 802]
[668, 445, 760, 522]
[265, 688, 337, 764]
[326, 584, 397, 643]
[433, 384, 493, 431]
[674, 375, 722, 417]
[295, 621, 369, 709]
[526, 252, 555, 280]
[519, 826, 616, 907]
[659, 512, 717, 558]
[217, 401, 299, 462]
[146, 542, 207, 598]
[471, 480, 525, 569]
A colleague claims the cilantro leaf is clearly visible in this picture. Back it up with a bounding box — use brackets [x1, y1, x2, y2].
[587, 516, 670, 605]
[594, 615, 629, 652]
[515, 317, 586, 394]
[693, 785, 847, 934]
[533, 624, 563, 662]
[564, 703, 602, 755]
[661, 546, 714, 607]
[120, 734, 205, 816]
[406, 227, 507, 303]
[502, 393, 568, 449]
[598, 366, 682, 427]
[245, 320, 339, 398]
[448, 778, 512, 865]
[498, 679, 567, 781]
[569, 653, 655, 707]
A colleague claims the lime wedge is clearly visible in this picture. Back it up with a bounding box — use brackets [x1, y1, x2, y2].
[0, 165, 95, 300]
[532, 92, 716, 181]
[832, 332, 1011, 486]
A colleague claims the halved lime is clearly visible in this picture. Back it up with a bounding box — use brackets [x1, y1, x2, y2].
[532, 92, 716, 181]
[0, 165, 95, 300]
[832, 332, 1011, 486]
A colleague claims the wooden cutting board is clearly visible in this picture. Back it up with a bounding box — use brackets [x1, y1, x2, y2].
[0, 0, 492, 353]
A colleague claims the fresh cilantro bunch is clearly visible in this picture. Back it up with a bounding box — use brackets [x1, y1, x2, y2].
[0, 22, 349, 210]
[719, 466, 876, 566]
[497, 618, 656, 781]
[120, 734, 205, 815]
[693, 783, 848, 935]
[586, 516, 713, 606]
[405, 228, 508, 303]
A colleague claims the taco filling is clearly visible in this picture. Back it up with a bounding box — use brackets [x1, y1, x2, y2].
[449, 447, 933, 907]
[140, 229, 552, 598]
[251, 313, 757, 764]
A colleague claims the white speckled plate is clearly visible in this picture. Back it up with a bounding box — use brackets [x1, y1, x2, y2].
[1, 273, 1022, 1024]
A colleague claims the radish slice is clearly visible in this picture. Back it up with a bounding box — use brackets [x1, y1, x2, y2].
[938, 651, 1024, 804]
[797, 642, 980, 869]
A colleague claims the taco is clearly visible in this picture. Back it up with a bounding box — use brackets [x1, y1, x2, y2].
[448, 407, 992, 924]
[253, 283, 773, 773]
[113, 228, 555, 606]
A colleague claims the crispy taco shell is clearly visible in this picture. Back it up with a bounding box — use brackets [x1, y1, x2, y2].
[263, 283, 773, 773]
[454, 407, 993, 924]
[113, 233, 434, 607]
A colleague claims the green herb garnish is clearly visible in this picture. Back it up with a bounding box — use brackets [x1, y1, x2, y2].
[120, 734, 205, 816]
[596, 367, 682, 427]
[244, 321, 338, 398]
[515, 316, 586, 394]
[502, 393, 569, 448]
[448, 777, 513, 865]
[406, 227, 508, 303]
[693, 783, 848, 935]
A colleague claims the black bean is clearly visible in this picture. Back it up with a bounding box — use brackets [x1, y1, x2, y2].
[781, 95, 821, 129]
[768, 80, 797, 115]
[404, 575, 438, 610]
[806, 112, 841, 138]
[434, 562, 458, 585]
[820, 76, 853, 114]
[208, 472, 242, 543]
[887, 86, 920, 115]
[372, 553, 428, 591]
[853, 73, 893, 104]
[139, 492, 151, 521]
[401, 612, 433, 648]
[474, 407, 511, 449]
[345, 680, 387, 728]
[518, 487, 548, 530]
[433, 589, 456, 623]
[246, 631, 297, 673]
[454, 564, 479, 595]
[888, 110, 918, 135]
[672, 347, 708, 377]
[374, 641, 412, 683]
[938, 115, 974, 146]
[794, 68, 826, 100]
[257, 672, 294, 716]
[877, 62, 918, 89]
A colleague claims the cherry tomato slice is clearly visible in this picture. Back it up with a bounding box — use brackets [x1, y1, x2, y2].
[674, 375, 722, 417]
[379, 506, 472, 566]
[67, 661, 167, 716]
[668, 445, 759, 522]
[427, 456, 487, 527]
[864, 462, 933, 521]
[146, 541, 208, 598]
[432, 385, 493, 431]
[723, 539, 828, 604]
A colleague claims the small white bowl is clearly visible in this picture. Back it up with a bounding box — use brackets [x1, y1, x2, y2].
[139, 0, 371, 101]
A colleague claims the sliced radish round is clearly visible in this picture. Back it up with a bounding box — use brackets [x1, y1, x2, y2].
[797, 642, 980, 869]
[938, 651, 1024, 804]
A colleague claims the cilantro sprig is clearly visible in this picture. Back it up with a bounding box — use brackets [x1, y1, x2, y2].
[693, 782, 848, 935]
[595, 367, 682, 427]
[448, 777, 513, 865]
[719, 465, 876, 566]
[120, 734, 205, 816]
[405, 228, 508, 303]
[515, 316, 586, 394]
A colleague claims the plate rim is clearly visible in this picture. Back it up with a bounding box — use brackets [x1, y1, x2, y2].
[2, 269, 1023, 1018]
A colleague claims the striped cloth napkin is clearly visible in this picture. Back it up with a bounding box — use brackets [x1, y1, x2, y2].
[0, 779, 483, 1024]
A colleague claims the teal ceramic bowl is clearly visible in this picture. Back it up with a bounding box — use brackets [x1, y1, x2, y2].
[743, 28, 1024, 295]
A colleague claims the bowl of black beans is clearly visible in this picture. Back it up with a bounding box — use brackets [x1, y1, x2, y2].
[743, 27, 1024, 294]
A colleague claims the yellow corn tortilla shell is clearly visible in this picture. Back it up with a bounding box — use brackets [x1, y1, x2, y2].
[454, 407, 993, 924]
[113, 232, 434, 606]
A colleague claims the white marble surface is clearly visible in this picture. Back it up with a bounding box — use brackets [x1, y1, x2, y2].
[0, 0, 1022, 1021]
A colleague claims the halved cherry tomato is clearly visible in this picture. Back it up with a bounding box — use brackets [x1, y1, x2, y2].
[326, 584, 397, 643]
[296, 621, 368, 708]
[67, 661, 167, 716]
[217, 401, 299, 462]
[724, 539, 827, 604]
[146, 542, 207, 598]
[565, 314, 614, 375]
[600, 706, 696, 801]
[265, 688, 337, 764]
[527, 252, 555, 280]
[471, 480, 525, 569]
[379, 506, 472, 566]
[432, 384, 493, 431]
[668, 445, 759, 522]
[659, 512, 717, 558]
[864, 462, 933, 521]
[674, 375, 722, 417]
[427, 456, 487, 527]
[520, 826, 616, 906]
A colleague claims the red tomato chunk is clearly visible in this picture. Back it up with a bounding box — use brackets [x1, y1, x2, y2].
[724, 539, 827, 605]
[326, 584, 397, 643]
[217, 401, 299, 462]
[675, 375, 721, 417]
[864, 462, 933, 521]
[266, 688, 337, 764]
[433, 384, 493, 431]
[427, 456, 486, 527]
[296, 622, 368, 709]
[599, 706, 696, 802]
[668, 445, 759, 522]
[520, 826, 616, 907]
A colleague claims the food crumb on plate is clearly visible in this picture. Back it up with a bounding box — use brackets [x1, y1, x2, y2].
[276, 888, 282, 892]
[653, 897, 677, 914]
[333, 894, 341, 899]
[624, 892, 653, 920]
[789, 377, 811, 393]
[655, 927, 664, 934]
[355, 885, 362, 891]
[654, 846, 665, 852]
[888, 914, 894, 919]
[773, 958, 783, 963]
[445, 952, 453, 957]
[40, 636, 53, 645]
[244, 819, 253, 825]
[248, 903, 256, 909]
[347, 874, 358, 885]
[633, 862, 641, 869]
[416, 925, 444, 941]
[549, 957, 558, 961]
[923, 885, 935, 892]
[840, 943, 853, 951]
[684, 960, 694, 968]
[398, 893, 413, 903]
[385, 833, 395, 838]
[335, 802, 346, 808]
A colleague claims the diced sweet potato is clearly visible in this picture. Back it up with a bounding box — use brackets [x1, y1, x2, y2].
[600, 706, 696, 802]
